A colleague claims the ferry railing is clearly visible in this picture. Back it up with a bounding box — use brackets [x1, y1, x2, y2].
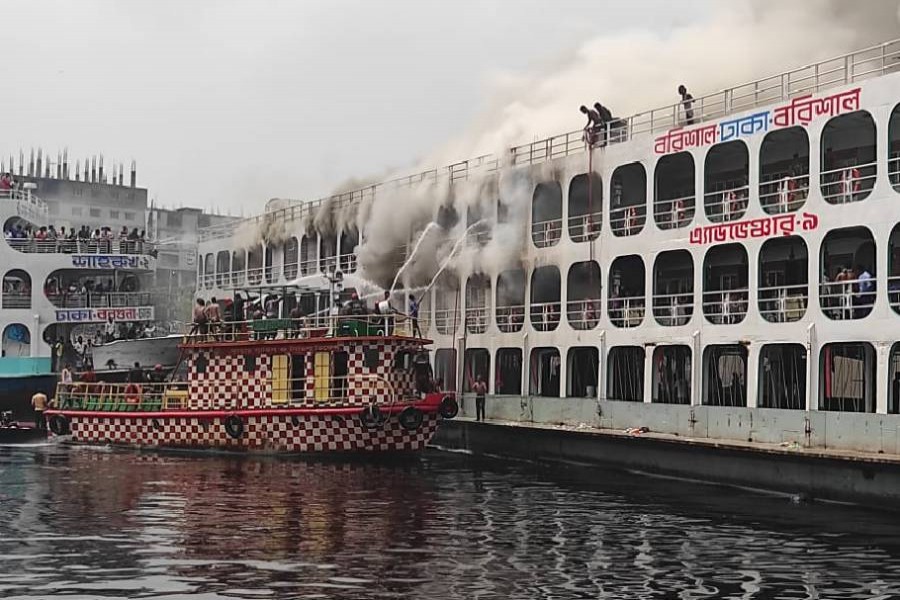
[283, 260, 299, 280]
[465, 306, 489, 334]
[319, 255, 337, 274]
[529, 301, 561, 331]
[47, 291, 153, 309]
[889, 152, 900, 190]
[608, 295, 645, 328]
[1, 290, 30, 309]
[2, 189, 50, 225]
[820, 162, 877, 204]
[702, 289, 749, 324]
[299, 258, 318, 277]
[704, 184, 750, 223]
[758, 283, 808, 323]
[495, 305, 526, 333]
[652, 291, 694, 326]
[610, 204, 647, 237]
[338, 252, 357, 273]
[200, 39, 900, 241]
[215, 271, 231, 288]
[887, 275, 900, 313]
[264, 265, 281, 284]
[566, 299, 600, 330]
[466, 225, 491, 246]
[231, 268, 246, 286]
[567, 212, 602, 242]
[247, 266, 264, 285]
[182, 314, 426, 345]
[5, 237, 156, 256]
[759, 173, 810, 214]
[434, 308, 460, 335]
[653, 193, 695, 230]
[531, 218, 563, 248]
[819, 276, 876, 320]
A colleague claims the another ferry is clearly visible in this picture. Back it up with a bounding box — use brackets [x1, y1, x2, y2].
[189, 39, 900, 455]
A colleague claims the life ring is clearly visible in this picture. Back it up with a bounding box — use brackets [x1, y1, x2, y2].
[124, 383, 142, 405]
[398, 406, 424, 431]
[224, 415, 244, 439]
[359, 404, 383, 429]
[49, 414, 70, 436]
[438, 396, 459, 419]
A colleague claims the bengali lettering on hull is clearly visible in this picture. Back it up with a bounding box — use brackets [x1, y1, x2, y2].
[654, 87, 861, 155]
[55, 306, 155, 324]
[689, 213, 819, 246]
[70, 254, 154, 270]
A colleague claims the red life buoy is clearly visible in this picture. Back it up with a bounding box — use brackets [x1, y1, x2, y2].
[124, 383, 141, 405]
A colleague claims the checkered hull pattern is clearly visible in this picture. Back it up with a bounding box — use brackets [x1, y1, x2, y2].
[189, 353, 272, 409]
[68, 413, 439, 453]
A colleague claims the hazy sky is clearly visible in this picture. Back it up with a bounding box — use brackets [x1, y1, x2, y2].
[3, 0, 714, 215]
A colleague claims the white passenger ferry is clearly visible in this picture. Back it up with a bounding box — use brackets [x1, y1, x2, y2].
[195, 39, 900, 452]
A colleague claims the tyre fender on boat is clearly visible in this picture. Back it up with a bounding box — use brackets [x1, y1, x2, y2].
[398, 406, 424, 431]
[224, 415, 245, 439]
[438, 395, 459, 419]
[359, 404, 383, 429]
[48, 414, 70, 436]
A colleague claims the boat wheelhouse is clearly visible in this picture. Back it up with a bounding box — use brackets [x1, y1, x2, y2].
[194, 40, 900, 453]
[45, 298, 458, 453]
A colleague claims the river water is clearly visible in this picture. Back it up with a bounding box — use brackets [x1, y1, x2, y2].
[1, 443, 899, 599]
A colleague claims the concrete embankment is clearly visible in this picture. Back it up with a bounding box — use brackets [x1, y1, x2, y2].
[433, 395, 900, 508]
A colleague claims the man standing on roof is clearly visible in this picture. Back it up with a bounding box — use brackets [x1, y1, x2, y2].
[408, 294, 422, 337]
[579, 105, 603, 145]
[679, 85, 695, 125]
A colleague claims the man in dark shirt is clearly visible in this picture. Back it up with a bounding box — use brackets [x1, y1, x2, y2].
[579, 105, 603, 145]
[127, 362, 144, 384]
[678, 85, 695, 125]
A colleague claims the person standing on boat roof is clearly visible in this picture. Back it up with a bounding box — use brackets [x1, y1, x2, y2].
[678, 85, 695, 125]
[579, 105, 603, 145]
[128, 362, 145, 384]
[408, 294, 422, 337]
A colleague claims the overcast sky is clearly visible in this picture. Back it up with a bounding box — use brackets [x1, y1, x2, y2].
[2, 0, 717, 215]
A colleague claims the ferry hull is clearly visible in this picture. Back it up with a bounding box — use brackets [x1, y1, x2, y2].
[57, 412, 439, 453]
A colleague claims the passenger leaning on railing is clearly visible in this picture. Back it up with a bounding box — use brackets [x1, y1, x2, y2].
[204, 297, 221, 338]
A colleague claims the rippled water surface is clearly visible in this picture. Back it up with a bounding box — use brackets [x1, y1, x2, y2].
[1, 443, 900, 599]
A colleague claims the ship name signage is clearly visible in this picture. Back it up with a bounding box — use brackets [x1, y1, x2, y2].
[70, 254, 152, 270]
[55, 306, 155, 323]
[689, 212, 819, 246]
[654, 87, 861, 155]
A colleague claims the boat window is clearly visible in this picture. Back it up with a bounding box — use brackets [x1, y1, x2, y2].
[393, 350, 410, 371]
[530, 266, 561, 332]
[300, 234, 318, 276]
[463, 348, 490, 392]
[495, 348, 522, 395]
[434, 348, 457, 392]
[332, 351, 349, 399]
[567, 261, 601, 330]
[243, 354, 256, 372]
[1, 323, 30, 358]
[607, 346, 644, 402]
[364, 348, 379, 369]
[496, 269, 526, 333]
[758, 344, 806, 410]
[531, 181, 562, 248]
[608, 255, 645, 328]
[654, 152, 695, 230]
[215, 251, 231, 288]
[703, 344, 747, 407]
[265, 243, 280, 283]
[820, 110, 876, 204]
[610, 162, 647, 237]
[435, 272, 460, 335]
[291, 354, 306, 401]
[820, 226, 876, 320]
[567, 347, 599, 398]
[819, 342, 875, 412]
[652, 345, 691, 405]
[339, 228, 359, 273]
[204, 253, 214, 289]
[888, 224, 900, 315]
[466, 196, 492, 247]
[529, 347, 561, 398]
[2, 269, 31, 310]
[888, 343, 900, 414]
[704, 140, 749, 223]
[567, 173, 602, 242]
[703, 243, 749, 325]
[247, 245, 263, 285]
[759, 237, 808, 323]
[231, 250, 246, 286]
[652, 250, 693, 327]
[759, 127, 809, 214]
[284, 237, 299, 280]
[465, 274, 491, 334]
[195, 353, 208, 374]
[890, 104, 900, 191]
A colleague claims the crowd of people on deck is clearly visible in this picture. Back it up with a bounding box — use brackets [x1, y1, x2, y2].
[4, 223, 153, 254]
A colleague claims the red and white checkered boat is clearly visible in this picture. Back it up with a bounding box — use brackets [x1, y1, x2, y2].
[44, 316, 458, 454]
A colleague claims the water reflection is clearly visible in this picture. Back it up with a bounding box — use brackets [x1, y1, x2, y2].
[0, 444, 899, 599]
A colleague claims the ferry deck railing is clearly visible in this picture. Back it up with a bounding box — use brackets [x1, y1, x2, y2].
[652, 291, 694, 326]
[465, 306, 489, 334]
[610, 204, 648, 236]
[199, 39, 900, 243]
[608, 295, 645, 328]
[819, 276, 876, 320]
[702, 289, 750, 324]
[529, 301, 562, 331]
[653, 192, 695, 230]
[758, 283, 808, 322]
[820, 162, 877, 204]
[566, 299, 601, 330]
[759, 173, 810, 214]
[531, 218, 563, 247]
[47, 291, 153, 309]
[434, 308, 460, 335]
[889, 151, 900, 189]
[567, 212, 602, 242]
[6, 237, 156, 256]
[0, 189, 49, 224]
[1, 290, 30, 309]
[704, 183, 750, 223]
[887, 275, 900, 312]
[495, 305, 526, 333]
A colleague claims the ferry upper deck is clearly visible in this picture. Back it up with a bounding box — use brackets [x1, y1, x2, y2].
[197, 39, 900, 417]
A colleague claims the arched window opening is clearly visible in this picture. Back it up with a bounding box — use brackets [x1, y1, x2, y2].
[820, 342, 875, 412]
[320, 235, 337, 273]
[703, 243, 749, 324]
[821, 111, 876, 204]
[568, 347, 599, 398]
[496, 348, 523, 395]
[339, 228, 359, 273]
[531, 181, 562, 248]
[265, 243, 280, 284]
[204, 253, 215, 289]
[2, 269, 31, 309]
[529, 347, 560, 397]
[496, 269, 526, 333]
[652, 250, 693, 326]
[568, 173, 602, 242]
[231, 250, 246, 286]
[300, 234, 319, 276]
[759, 237, 808, 323]
[759, 344, 806, 410]
[215, 251, 230, 288]
[703, 345, 748, 407]
[652, 346, 691, 405]
[820, 227, 875, 320]
[759, 127, 809, 214]
[888, 343, 900, 414]
[889, 104, 900, 191]
[609, 256, 645, 328]
[434, 273, 461, 335]
[704, 140, 749, 223]
[530, 266, 561, 332]
[463, 348, 490, 393]
[465, 274, 491, 334]
[247, 246, 263, 285]
[610, 162, 647, 236]
[607, 346, 645, 402]
[566, 261, 601, 330]
[1, 323, 30, 357]
[284, 237, 299, 280]
[434, 348, 457, 392]
[654, 152, 695, 230]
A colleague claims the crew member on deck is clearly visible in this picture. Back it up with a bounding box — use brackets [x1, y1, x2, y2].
[579, 105, 603, 145]
[678, 85, 695, 125]
[31, 390, 48, 430]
